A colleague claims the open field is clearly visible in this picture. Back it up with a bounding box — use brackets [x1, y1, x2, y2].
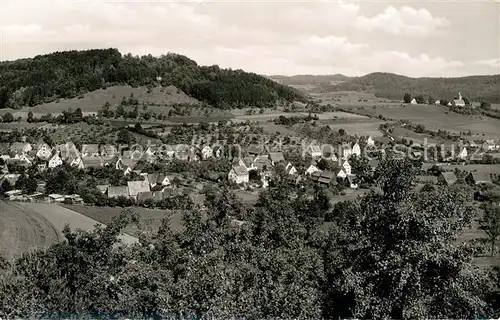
[351, 103, 500, 139]
[0, 85, 200, 119]
[0, 201, 61, 261]
[444, 164, 500, 174]
[232, 111, 367, 122]
[325, 121, 384, 137]
[61, 204, 185, 236]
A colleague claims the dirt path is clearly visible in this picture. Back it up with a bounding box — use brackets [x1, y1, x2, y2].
[0, 201, 61, 261]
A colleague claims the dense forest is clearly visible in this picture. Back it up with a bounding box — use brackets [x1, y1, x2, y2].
[317, 72, 500, 103]
[0, 49, 305, 109]
[1, 157, 500, 319]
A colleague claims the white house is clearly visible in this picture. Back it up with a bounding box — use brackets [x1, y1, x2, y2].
[228, 165, 249, 184]
[342, 160, 352, 175]
[458, 147, 468, 160]
[285, 162, 297, 175]
[410, 98, 417, 104]
[305, 164, 320, 175]
[36, 143, 53, 161]
[351, 143, 361, 157]
[201, 146, 213, 160]
[10, 142, 32, 155]
[48, 153, 63, 168]
[69, 155, 84, 169]
[336, 168, 347, 179]
[366, 136, 375, 148]
[483, 140, 499, 151]
[308, 145, 322, 158]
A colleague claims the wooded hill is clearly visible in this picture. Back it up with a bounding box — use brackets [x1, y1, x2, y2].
[323, 72, 500, 103]
[0, 49, 305, 109]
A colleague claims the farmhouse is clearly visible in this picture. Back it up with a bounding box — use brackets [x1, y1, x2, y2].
[253, 156, 272, 172]
[159, 145, 175, 159]
[48, 153, 63, 168]
[81, 144, 100, 157]
[81, 156, 104, 169]
[101, 145, 118, 159]
[308, 145, 322, 158]
[48, 194, 65, 203]
[146, 173, 170, 188]
[57, 142, 79, 160]
[482, 140, 499, 151]
[10, 142, 32, 155]
[306, 164, 320, 175]
[116, 158, 137, 175]
[137, 191, 154, 203]
[213, 146, 223, 158]
[96, 184, 110, 194]
[311, 171, 336, 185]
[108, 186, 130, 198]
[287, 174, 302, 185]
[247, 144, 264, 156]
[335, 168, 347, 179]
[35, 143, 52, 161]
[410, 98, 417, 104]
[127, 180, 151, 199]
[439, 171, 457, 186]
[228, 165, 249, 184]
[269, 152, 285, 165]
[468, 172, 492, 185]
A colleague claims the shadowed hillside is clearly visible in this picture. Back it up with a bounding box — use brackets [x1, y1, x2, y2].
[0, 48, 305, 109]
[323, 72, 500, 103]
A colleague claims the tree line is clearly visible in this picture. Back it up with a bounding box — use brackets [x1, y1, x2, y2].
[1, 157, 499, 318]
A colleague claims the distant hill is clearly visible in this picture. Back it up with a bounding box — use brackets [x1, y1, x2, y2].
[268, 74, 351, 86]
[0, 49, 305, 109]
[323, 72, 500, 103]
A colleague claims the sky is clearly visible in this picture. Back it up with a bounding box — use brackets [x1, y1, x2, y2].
[0, 0, 499, 77]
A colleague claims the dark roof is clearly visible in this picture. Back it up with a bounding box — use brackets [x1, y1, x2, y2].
[82, 156, 103, 168]
[81, 144, 99, 154]
[137, 191, 154, 202]
[127, 180, 151, 197]
[0, 143, 10, 155]
[269, 152, 285, 163]
[253, 156, 272, 171]
[247, 144, 264, 155]
[470, 172, 492, 184]
[108, 186, 129, 198]
[347, 174, 358, 184]
[440, 171, 457, 186]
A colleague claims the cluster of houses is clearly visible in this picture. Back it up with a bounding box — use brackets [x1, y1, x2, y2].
[0, 140, 223, 173]
[228, 140, 374, 189]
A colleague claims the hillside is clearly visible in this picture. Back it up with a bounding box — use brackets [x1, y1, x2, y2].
[323, 72, 500, 103]
[0, 49, 305, 110]
[269, 74, 351, 86]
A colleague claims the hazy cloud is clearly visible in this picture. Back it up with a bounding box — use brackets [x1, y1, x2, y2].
[0, 0, 498, 77]
[355, 6, 450, 36]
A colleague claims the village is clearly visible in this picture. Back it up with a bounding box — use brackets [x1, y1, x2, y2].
[2, 128, 500, 207]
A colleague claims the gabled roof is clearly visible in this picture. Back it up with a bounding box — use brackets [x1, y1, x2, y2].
[347, 174, 358, 184]
[121, 158, 137, 169]
[309, 145, 321, 152]
[137, 191, 154, 202]
[10, 142, 31, 153]
[253, 156, 272, 171]
[97, 185, 110, 193]
[269, 152, 285, 163]
[101, 145, 118, 157]
[81, 144, 99, 154]
[231, 165, 248, 176]
[470, 172, 492, 184]
[147, 173, 160, 184]
[440, 171, 457, 186]
[81, 156, 103, 168]
[56, 142, 80, 159]
[247, 144, 264, 155]
[127, 180, 151, 197]
[108, 186, 129, 198]
[152, 191, 164, 202]
[243, 156, 255, 167]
